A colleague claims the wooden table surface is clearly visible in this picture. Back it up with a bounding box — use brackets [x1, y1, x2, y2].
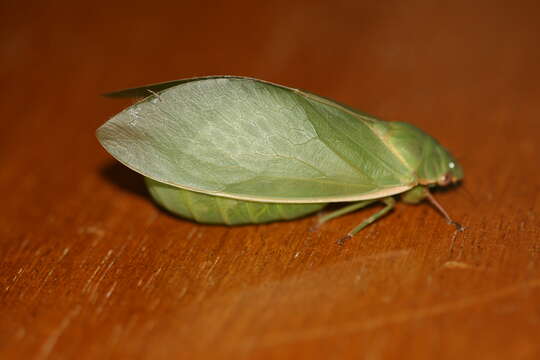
[1, 1, 539, 359]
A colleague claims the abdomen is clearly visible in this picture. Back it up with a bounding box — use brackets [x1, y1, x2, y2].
[145, 178, 327, 225]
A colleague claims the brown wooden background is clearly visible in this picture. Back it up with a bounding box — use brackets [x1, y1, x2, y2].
[1, 0, 539, 359]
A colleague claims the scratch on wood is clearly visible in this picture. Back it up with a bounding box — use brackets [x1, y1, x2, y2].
[105, 281, 117, 298]
[5, 268, 24, 292]
[142, 267, 163, 290]
[253, 278, 540, 349]
[59, 247, 70, 261]
[442, 261, 473, 269]
[35, 306, 81, 360]
[32, 269, 55, 300]
[144, 211, 160, 228]
[187, 228, 198, 240]
[204, 257, 221, 276]
[82, 250, 114, 292]
[178, 286, 188, 299]
[89, 256, 118, 303]
[78, 225, 105, 239]
[19, 236, 30, 250]
[82, 265, 102, 293]
[150, 297, 161, 311]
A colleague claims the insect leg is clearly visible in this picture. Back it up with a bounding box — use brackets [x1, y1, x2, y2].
[425, 191, 464, 231]
[337, 197, 396, 245]
[317, 199, 378, 226]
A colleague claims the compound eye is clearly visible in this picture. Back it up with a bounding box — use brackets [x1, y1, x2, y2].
[438, 173, 452, 186]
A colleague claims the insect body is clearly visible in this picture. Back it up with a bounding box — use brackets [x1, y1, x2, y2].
[97, 76, 463, 242]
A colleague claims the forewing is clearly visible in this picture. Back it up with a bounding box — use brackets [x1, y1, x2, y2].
[97, 77, 413, 203]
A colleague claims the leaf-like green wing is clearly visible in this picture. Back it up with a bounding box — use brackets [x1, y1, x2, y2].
[97, 77, 416, 203]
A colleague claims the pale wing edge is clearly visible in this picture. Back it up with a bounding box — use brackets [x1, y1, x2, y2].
[97, 139, 414, 204]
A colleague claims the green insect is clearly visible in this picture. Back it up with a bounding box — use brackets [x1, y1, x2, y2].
[97, 76, 463, 244]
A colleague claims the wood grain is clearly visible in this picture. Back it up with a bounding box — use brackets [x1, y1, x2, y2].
[1, 0, 539, 359]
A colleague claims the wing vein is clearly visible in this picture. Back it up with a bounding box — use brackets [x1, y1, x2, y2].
[363, 122, 413, 173]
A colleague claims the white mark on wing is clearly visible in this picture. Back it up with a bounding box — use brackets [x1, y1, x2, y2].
[128, 107, 140, 126]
